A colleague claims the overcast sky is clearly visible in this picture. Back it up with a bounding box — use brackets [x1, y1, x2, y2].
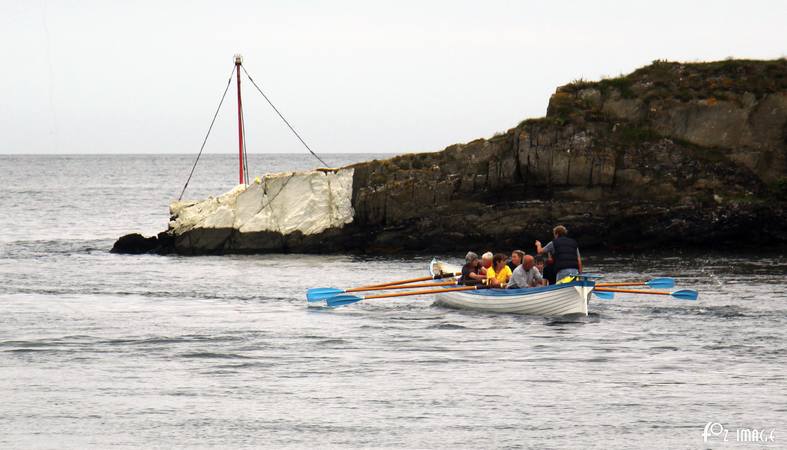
[1, 0, 785, 155]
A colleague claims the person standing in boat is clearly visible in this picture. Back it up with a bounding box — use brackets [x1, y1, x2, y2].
[507, 250, 524, 272]
[459, 252, 486, 286]
[507, 254, 545, 288]
[486, 253, 513, 287]
[535, 225, 582, 282]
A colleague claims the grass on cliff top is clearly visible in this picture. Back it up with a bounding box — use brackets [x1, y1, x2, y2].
[571, 76, 635, 98]
[563, 58, 787, 101]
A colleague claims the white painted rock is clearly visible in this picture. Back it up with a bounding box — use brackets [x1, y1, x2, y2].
[169, 168, 355, 236]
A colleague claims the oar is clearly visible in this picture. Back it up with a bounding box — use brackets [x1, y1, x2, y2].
[353, 272, 460, 290]
[325, 285, 487, 308]
[306, 281, 457, 302]
[593, 287, 698, 301]
[309, 273, 460, 301]
[592, 290, 615, 300]
[596, 277, 675, 289]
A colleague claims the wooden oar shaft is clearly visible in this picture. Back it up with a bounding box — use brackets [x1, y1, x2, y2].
[594, 287, 672, 295]
[355, 273, 459, 290]
[363, 285, 480, 300]
[596, 282, 649, 287]
[347, 281, 457, 293]
[355, 276, 432, 289]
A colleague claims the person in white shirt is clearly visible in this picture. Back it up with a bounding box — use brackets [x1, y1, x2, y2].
[507, 254, 545, 288]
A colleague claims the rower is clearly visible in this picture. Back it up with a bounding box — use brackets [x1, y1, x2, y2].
[480, 252, 493, 276]
[486, 253, 513, 287]
[534, 256, 549, 285]
[535, 225, 582, 282]
[507, 254, 545, 288]
[459, 252, 486, 286]
[507, 250, 524, 272]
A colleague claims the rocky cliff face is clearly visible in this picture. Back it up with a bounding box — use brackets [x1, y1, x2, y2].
[113, 59, 787, 255]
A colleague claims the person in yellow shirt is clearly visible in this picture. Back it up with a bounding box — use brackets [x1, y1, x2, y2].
[486, 253, 512, 287]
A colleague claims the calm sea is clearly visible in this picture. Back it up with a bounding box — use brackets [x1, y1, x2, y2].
[1, 154, 785, 449]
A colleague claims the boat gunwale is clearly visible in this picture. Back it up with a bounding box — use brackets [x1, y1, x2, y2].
[446, 280, 594, 297]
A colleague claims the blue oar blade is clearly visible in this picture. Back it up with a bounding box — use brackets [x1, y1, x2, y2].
[307, 287, 344, 302]
[592, 290, 615, 300]
[645, 277, 675, 289]
[671, 289, 698, 301]
[326, 294, 365, 308]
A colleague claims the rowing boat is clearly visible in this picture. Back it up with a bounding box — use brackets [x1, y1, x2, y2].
[429, 259, 593, 316]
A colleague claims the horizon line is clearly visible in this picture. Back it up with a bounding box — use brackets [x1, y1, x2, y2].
[0, 151, 413, 156]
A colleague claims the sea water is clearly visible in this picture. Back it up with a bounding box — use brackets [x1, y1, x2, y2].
[1, 154, 785, 448]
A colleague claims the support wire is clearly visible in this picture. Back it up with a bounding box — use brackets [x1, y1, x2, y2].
[240, 65, 329, 167]
[178, 65, 236, 201]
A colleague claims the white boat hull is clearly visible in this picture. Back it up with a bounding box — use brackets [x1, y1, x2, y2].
[434, 283, 592, 316]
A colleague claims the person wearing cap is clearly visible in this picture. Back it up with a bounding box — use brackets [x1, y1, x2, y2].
[459, 252, 486, 286]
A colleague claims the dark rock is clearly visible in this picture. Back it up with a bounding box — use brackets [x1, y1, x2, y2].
[111, 231, 175, 254]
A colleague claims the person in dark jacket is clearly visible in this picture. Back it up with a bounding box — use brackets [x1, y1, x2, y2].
[535, 225, 582, 282]
[459, 252, 486, 286]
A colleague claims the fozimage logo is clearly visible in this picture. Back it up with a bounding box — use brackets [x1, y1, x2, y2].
[703, 422, 776, 444]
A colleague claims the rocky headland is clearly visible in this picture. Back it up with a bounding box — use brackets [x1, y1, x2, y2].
[113, 58, 787, 255]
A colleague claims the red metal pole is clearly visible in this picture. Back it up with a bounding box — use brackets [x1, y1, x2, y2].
[235, 54, 244, 185]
